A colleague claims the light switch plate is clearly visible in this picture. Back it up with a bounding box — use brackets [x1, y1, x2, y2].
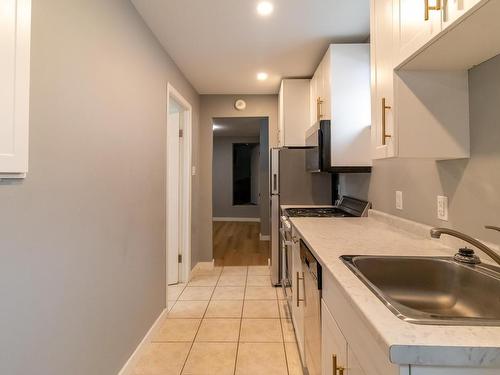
[192, 166, 196, 176]
[437, 195, 449, 221]
[396, 191, 403, 210]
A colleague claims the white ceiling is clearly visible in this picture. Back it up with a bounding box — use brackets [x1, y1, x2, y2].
[131, 0, 370, 94]
[213, 117, 265, 137]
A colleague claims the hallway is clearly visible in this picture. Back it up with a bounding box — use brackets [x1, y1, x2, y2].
[133, 265, 303, 375]
[213, 222, 270, 267]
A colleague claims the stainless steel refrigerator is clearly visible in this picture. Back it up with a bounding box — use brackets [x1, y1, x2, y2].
[270, 148, 332, 285]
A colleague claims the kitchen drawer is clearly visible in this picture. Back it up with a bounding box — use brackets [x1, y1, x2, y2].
[321, 300, 347, 375]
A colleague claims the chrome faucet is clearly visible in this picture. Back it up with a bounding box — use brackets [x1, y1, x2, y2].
[430, 227, 500, 267]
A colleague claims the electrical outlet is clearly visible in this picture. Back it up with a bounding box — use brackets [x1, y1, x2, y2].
[396, 191, 403, 210]
[437, 195, 449, 221]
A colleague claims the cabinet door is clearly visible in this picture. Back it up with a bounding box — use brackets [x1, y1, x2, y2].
[394, 0, 442, 65]
[348, 349, 367, 375]
[278, 81, 285, 147]
[371, 0, 396, 159]
[291, 229, 305, 360]
[279, 80, 311, 147]
[319, 49, 332, 121]
[310, 73, 318, 126]
[321, 300, 347, 375]
[0, 0, 31, 177]
[442, 0, 482, 28]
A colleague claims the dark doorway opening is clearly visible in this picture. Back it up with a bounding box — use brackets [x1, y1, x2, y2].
[232, 143, 259, 205]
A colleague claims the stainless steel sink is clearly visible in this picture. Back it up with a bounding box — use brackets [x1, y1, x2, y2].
[341, 255, 500, 326]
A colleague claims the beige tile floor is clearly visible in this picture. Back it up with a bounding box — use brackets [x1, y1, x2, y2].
[133, 265, 304, 375]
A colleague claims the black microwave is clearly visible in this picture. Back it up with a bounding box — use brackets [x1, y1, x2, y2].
[305, 120, 372, 173]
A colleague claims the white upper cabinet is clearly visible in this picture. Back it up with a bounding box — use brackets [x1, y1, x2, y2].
[371, 0, 396, 159]
[309, 72, 319, 127]
[371, 0, 471, 160]
[393, 0, 442, 65]
[0, 0, 31, 178]
[310, 44, 372, 168]
[278, 79, 311, 147]
[395, 0, 500, 70]
[442, 0, 482, 28]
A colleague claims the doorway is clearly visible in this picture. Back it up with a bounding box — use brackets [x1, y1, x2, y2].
[212, 117, 270, 266]
[166, 84, 192, 291]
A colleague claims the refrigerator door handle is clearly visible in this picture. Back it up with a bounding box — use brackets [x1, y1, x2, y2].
[273, 173, 278, 192]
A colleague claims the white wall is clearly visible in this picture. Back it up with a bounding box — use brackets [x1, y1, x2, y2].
[0, 1, 199, 374]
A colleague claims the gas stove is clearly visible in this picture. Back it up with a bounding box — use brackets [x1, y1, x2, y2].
[284, 207, 353, 218]
[284, 196, 370, 218]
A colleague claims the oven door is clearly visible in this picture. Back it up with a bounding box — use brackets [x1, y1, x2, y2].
[280, 217, 293, 304]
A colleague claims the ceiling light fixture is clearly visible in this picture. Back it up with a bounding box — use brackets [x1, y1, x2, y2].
[257, 1, 274, 16]
[213, 124, 222, 130]
[257, 72, 269, 81]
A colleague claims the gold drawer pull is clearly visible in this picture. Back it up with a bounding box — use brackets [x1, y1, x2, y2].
[425, 0, 442, 21]
[332, 354, 345, 375]
[317, 97, 324, 121]
[382, 97, 391, 145]
[296, 272, 304, 307]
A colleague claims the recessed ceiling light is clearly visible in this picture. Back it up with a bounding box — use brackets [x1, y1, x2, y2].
[257, 1, 274, 16]
[257, 72, 269, 81]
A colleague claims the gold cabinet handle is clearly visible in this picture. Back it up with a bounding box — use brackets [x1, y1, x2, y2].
[332, 354, 345, 375]
[317, 97, 324, 121]
[425, 0, 442, 20]
[296, 272, 304, 307]
[381, 97, 391, 145]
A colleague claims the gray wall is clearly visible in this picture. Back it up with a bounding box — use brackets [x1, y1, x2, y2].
[212, 136, 260, 218]
[0, 1, 199, 374]
[342, 54, 500, 245]
[198, 95, 279, 261]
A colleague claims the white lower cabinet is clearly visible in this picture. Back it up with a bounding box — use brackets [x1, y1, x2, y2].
[347, 350, 367, 375]
[322, 299, 367, 375]
[321, 300, 348, 375]
[291, 226, 305, 361]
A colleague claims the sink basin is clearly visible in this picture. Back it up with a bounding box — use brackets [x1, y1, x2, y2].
[341, 255, 500, 326]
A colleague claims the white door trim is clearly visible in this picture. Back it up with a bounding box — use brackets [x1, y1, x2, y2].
[166, 83, 192, 299]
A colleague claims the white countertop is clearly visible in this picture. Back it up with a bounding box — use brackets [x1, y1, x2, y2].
[289, 210, 500, 368]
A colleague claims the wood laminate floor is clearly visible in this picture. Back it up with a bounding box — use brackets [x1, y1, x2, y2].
[213, 221, 270, 267]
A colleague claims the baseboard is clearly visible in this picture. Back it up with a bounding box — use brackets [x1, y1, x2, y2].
[213, 217, 260, 222]
[259, 233, 271, 241]
[117, 308, 168, 375]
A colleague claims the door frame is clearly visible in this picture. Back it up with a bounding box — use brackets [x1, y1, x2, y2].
[166, 83, 192, 295]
